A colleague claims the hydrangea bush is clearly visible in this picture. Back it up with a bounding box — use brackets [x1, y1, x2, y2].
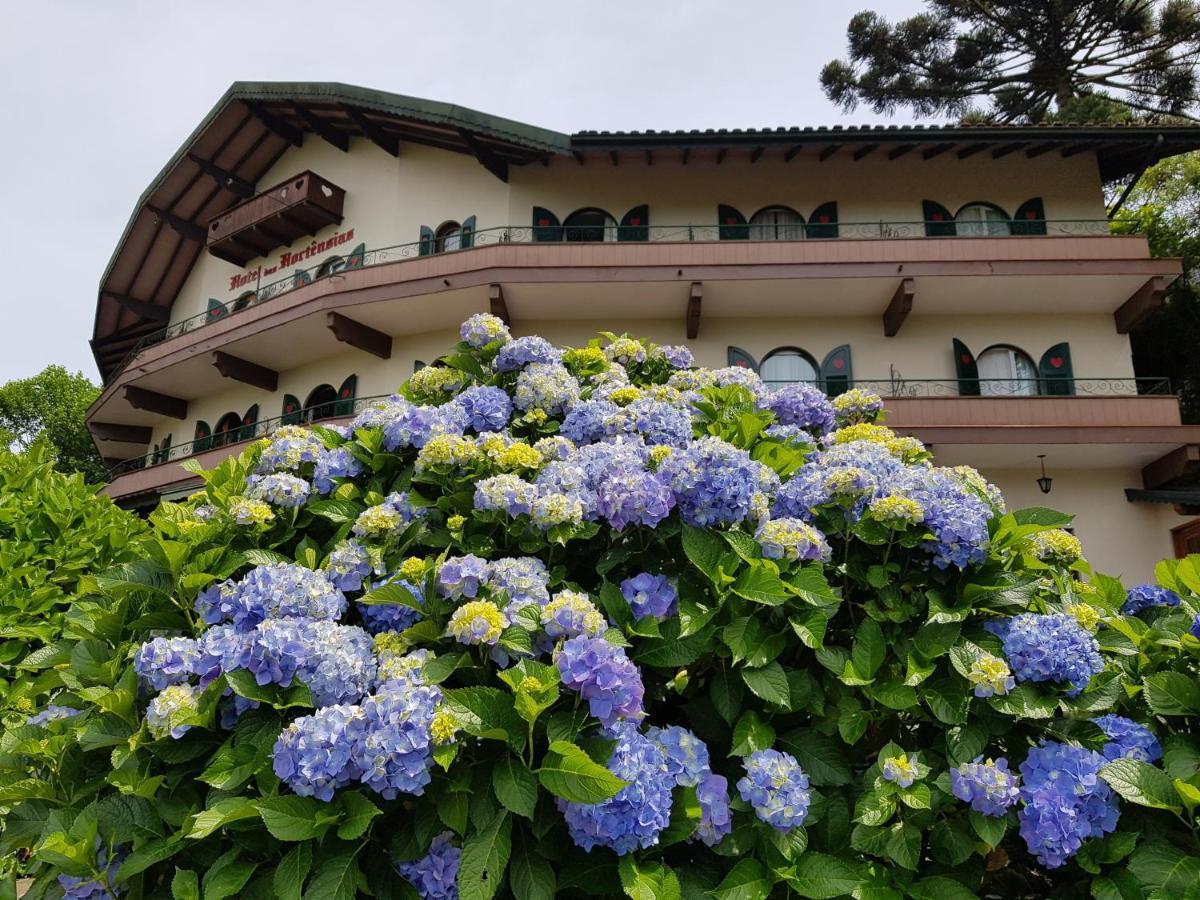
[5, 317, 1200, 899]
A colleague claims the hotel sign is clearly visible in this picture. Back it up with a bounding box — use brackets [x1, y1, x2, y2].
[228, 227, 358, 292]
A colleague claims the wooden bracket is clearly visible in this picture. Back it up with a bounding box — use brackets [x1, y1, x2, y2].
[327, 312, 392, 359]
[293, 105, 349, 151]
[212, 351, 278, 391]
[340, 105, 400, 156]
[245, 102, 304, 146]
[90, 421, 153, 443]
[147, 206, 205, 242]
[489, 284, 511, 325]
[457, 128, 508, 182]
[686, 282, 702, 340]
[103, 292, 168, 323]
[186, 154, 255, 197]
[124, 386, 187, 419]
[883, 278, 916, 337]
[1115, 276, 1166, 334]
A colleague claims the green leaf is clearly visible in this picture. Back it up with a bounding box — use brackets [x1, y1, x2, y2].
[172, 868, 200, 900]
[459, 811, 512, 900]
[1128, 839, 1200, 896]
[273, 843, 313, 900]
[493, 757, 538, 819]
[618, 856, 683, 900]
[731, 567, 790, 606]
[257, 796, 335, 841]
[537, 741, 629, 803]
[783, 852, 864, 899]
[302, 849, 359, 900]
[1100, 758, 1183, 812]
[202, 849, 256, 900]
[789, 607, 831, 649]
[359, 580, 424, 610]
[1012, 507, 1073, 527]
[1163, 734, 1200, 780]
[778, 729, 852, 786]
[885, 821, 921, 870]
[242, 549, 291, 567]
[988, 683, 1057, 719]
[907, 876, 979, 900]
[225, 669, 313, 709]
[682, 524, 727, 584]
[969, 811, 1006, 848]
[336, 792, 381, 840]
[187, 798, 260, 839]
[722, 617, 785, 667]
[710, 670, 745, 724]
[741, 662, 791, 707]
[305, 499, 362, 523]
[509, 829, 555, 900]
[731, 710, 776, 756]
[1143, 672, 1200, 716]
[852, 618, 885, 679]
[443, 687, 526, 751]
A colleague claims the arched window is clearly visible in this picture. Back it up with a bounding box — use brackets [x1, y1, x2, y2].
[315, 256, 345, 278]
[760, 347, 819, 386]
[435, 221, 464, 253]
[955, 203, 1011, 237]
[563, 208, 618, 242]
[304, 384, 339, 422]
[977, 345, 1037, 395]
[212, 412, 244, 448]
[231, 291, 256, 312]
[749, 207, 805, 241]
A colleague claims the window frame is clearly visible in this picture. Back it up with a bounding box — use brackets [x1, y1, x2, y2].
[748, 206, 806, 242]
[562, 208, 619, 243]
[759, 346, 821, 388]
[954, 201, 1012, 237]
[212, 412, 245, 448]
[435, 220, 465, 253]
[975, 343, 1038, 395]
[303, 384, 340, 422]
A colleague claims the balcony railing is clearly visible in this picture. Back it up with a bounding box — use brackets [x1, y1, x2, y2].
[106, 395, 391, 479]
[107, 378, 1172, 480]
[104, 219, 1135, 381]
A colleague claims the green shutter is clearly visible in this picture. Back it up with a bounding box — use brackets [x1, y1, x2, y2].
[345, 242, 366, 269]
[193, 420, 212, 453]
[335, 374, 358, 416]
[923, 201, 956, 237]
[240, 404, 259, 442]
[953, 339, 980, 395]
[157, 433, 172, 464]
[418, 226, 435, 256]
[293, 269, 312, 288]
[727, 346, 759, 372]
[807, 202, 839, 239]
[1012, 198, 1047, 236]
[205, 298, 227, 323]
[718, 205, 748, 240]
[532, 207, 562, 242]
[820, 345, 853, 397]
[281, 395, 302, 425]
[461, 216, 476, 248]
[1039, 342, 1075, 396]
[618, 205, 649, 242]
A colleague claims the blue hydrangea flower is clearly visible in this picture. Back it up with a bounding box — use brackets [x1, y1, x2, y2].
[737, 749, 812, 831]
[657, 345, 694, 368]
[247, 472, 311, 508]
[256, 427, 326, 473]
[355, 680, 442, 798]
[711, 366, 769, 403]
[881, 753, 919, 788]
[514, 363, 580, 415]
[558, 726, 673, 855]
[146, 684, 202, 740]
[556, 635, 645, 729]
[900, 466, 996, 569]
[456, 386, 513, 433]
[437, 555, 492, 599]
[27, 705, 82, 726]
[561, 399, 620, 444]
[619, 573, 678, 620]
[694, 772, 733, 847]
[473, 474, 538, 518]
[194, 624, 253, 687]
[662, 437, 768, 527]
[358, 579, 423, 634]
[541, 591, 607, 639]
[134, 636, 199, 691]
[1092, 714, 1162, 763]
[382, 402, 468, 451]
[1018, 741, 1119, 868]
[327, 540, 372, 592]
[494, 335, 561, 372]
[755, 517, 831, 562]
[595, 468, 675, 531]
[1122, 583, 1182, 615]
[951, 757, 1021, 817]
[460, 312, 510, 348]
[313, 447, 364, 494]
[397, 831, 461, 899]
[772, 441, 901, 523]
[1192, 613, 1200, 640]
[197, 564, 347, 631]
[242, 618, 376, 707]
[607, 399, 694, 447]
[646, 725, 710, 787]
[765, 384, 835, 435]
[273, 703, 368, 801]
[58, 839, 124, 900]
[489, 556, 550, 611]
[993, 613, 1104, 696]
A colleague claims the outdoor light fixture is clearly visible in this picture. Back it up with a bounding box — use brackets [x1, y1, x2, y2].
[1036, 454, 1053, 494]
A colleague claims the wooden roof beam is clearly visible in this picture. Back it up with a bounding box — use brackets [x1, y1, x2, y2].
[339, 105, 400, 156]
[1143, 444, 1200, 490]
[681, 147, 690, 165]
[686, 281, 702, 340]
[212, 351, 278, 391]
[716, 148, 728, 164]
[124, 386, 187, 419]
[292, 105, 349, 152]
[852, 144, 879, 161]
[457, 128, 509, 182]
[90, 422, 153, 444]
[956, 144, 989, 159]
[186, 154, 255, 198]
[992, 143, 1027, 159]
[327, 312, 392, 359]
[1026, 143, 1058, 158]
[749, 146, 765, 163]
[1061, 143, 1093, 158]
[887, 144, 917, 160]
[922, 143, 955, 160]
[147, 206, 205, 242]
[819, 144, 841, 161]
[103, 292, 168, 323]
[882, 278, 915, 337]
[245, 102, 304, 147]
[489, 284, 511, 325]
[784, 145, 804, 162]
[1115, 276, 1167, 334]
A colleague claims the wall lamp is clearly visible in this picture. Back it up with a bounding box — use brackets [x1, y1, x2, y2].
[1036, 454, 1053, 495]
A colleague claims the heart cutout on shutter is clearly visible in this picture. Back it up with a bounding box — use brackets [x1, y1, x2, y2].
[1050, 357, 1064, 368]
[960, 354, 971, 365]
[832, 358, 845, 369]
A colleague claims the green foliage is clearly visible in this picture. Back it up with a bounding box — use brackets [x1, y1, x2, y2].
[0, 365, 104, 482]
[821, 1, 1200, 122]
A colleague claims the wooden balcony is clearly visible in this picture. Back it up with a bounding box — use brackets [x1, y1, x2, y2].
[206, 171, 345, 266]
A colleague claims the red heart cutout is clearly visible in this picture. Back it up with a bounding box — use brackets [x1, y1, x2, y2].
[960, 354, 972, 365]
[818, 215, 830, 223]
[932, 213, 944, 221]
[341, 389, 351, 397]
[1050, 357, 1063, 368]
[833, 358, 845, 369]
[538, 218, 550, 226]
[629, 217, 641, 226]
[1026, 211, 1037, 219]
[726, 217, 737, 225]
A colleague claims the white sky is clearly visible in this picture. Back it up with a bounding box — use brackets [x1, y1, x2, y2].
[0, 0, 928, 383]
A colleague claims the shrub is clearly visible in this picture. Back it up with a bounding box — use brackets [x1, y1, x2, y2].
[4, 319, 1200, 899]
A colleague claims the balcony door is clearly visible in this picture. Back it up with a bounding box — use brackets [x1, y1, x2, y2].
[977, 346, 1037, 396]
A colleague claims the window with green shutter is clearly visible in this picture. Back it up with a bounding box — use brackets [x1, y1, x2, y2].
[345, 243, 366, 269]
[193, 420, 212, 453]
[820, 345, 853, 397]
[1012, 198, 1047, 236]
[807, 202, 839, 239]
[1039, 343, 1075, 395]
[717, 205, 749, 240]
[532, 207, 562, 242]
[292, 269, 312, 289]
[461, 216, 476, 248]
[618, 205, 649, 242]
[923, 201, 956, 237]
[336, 374, 358, 416]
[281, 395, 303, 426]
[418, 226, 435, 256]
[726, 346, 759, 371]
[240, 404, 259, 442]
[205, 298, 227, 324]
[953, 339, 981, 395]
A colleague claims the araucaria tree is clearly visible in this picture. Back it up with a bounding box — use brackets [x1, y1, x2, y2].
[821, 0, 1200, 122]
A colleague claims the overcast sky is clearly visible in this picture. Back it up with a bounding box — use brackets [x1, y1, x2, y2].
[0, 0, 928, 384]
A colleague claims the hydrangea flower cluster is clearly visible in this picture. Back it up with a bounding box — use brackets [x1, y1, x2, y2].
[460, 312, 510, 348]
[991, 613, 1104, 695]
[619, 573, 678, 620]
[737, 749, 812, 831]
[646, 724, 711, 787]
[951, 757, 1021, 817]
[541, 590, 606, 639]
[765, 383, 835, 435]
[1121, 583, 1182, 615]
[966, 649, 1015, 698]
[446, 600, 509, 645]
[695, 772, 734, 847]
[1018, 741, 1119, 868]
[134, 636, 200, 691]
[196, 563, 348, 630]
[881, 753, 920, 788]
[556, 635, 645, 729]
[396, 831, 461, 899]
[755, 517, 830, 562]
[313, 446, 364, 494]
[26, 705, 81, 726]
[246, 472, 311, 508]
[832, 388, 884, 425]
[1092, 714, 1162, 763]
[1026, 528, 1083, 565]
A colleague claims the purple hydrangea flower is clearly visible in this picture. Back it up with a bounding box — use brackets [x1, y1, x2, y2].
[355, 680, 442, 798]
[737, 749, 812, 831]
[58, 839, 124, 900]
[694, 773, 733, 847]
[194, 624, 253, 688]
[313, 447, 364, 494]
[247, 472, 311, 508]
[327, 540, 372, 592]
[1093, 714, 1162, 763]
[196, 564, 347, 632]
[595, 469, 675, 531]
[1018, 741, 1119, 868]
[951, 757, 1021, 817]
[1192, 613, 1200, 640]
[646, 724, 709, 787]
[382, 402, 468, 451]
[397, 831, 461, 899]
[765, 384, 835, 435]
[1122, 584, 1182, 615]
[619, 573, 679, 620]
[273, 703, 368, 801]
[494, 335, 562, 372]
[994, 613, 1104, 696]
[561, 399, 620, 445]
[489, 556, 550, 610]
[657, 345, 694, 368]
[27, 705, 82, 726]
[134, 636, 199, 691]
[457, 386, 513, 433]
[460, 312, 510, 348]
[556, 635, 645, 729]
[437, 555, 492, 599]
[358, 580, 423, 634]
[662, 437, 766, 527]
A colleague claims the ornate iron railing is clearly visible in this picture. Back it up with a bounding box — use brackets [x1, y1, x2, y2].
[106, 219, 1135, 380]
[106, 394, 392, 478]
[763, 377, 1172, 397]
